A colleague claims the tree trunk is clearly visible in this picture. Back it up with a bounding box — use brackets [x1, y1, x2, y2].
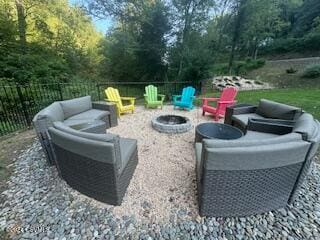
[15, 0, 27, 53]
[228, 0, 247, 73]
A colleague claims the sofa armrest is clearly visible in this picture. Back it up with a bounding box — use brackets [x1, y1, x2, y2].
[247, 118, 293, 135]
[225, 104, 257, 125]
[92, 101, 118, 127]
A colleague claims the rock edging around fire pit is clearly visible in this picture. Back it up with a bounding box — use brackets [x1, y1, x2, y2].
[151, 115, 192, 134]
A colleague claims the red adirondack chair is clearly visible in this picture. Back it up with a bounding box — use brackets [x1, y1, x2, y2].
[202, 87, 238, 121]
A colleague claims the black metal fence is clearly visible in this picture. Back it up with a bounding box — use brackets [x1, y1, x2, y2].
[0, 81, 198, 136]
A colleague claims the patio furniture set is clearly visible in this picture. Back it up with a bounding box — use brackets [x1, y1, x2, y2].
[32, 86, 320, 217]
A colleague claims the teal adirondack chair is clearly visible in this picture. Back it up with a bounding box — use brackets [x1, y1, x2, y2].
[173, 86, 196, 110]
[144, 85, 165, 109]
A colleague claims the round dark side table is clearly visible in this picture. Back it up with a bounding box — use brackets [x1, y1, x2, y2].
[195, 122, 243, 143]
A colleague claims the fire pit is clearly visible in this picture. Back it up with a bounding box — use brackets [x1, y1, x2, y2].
[151, 115, 192, 134]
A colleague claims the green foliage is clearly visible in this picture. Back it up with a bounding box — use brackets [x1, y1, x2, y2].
[99, 0, 170, 82]
[302, 64, 320, 78]
[209, 58, 265, 75]
[0, 0, 103, 85]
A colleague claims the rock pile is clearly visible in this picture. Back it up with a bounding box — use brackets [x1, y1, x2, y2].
[212, 76, 272, 91]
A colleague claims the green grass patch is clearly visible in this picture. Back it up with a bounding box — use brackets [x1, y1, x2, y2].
[196, 88, 320, 119]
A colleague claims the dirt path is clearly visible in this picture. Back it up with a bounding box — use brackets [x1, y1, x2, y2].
[0, 130, 35, 203]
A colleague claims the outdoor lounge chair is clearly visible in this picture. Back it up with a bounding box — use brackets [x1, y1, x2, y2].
[105, 87, 135, 117]
[48, 122, 138, 205]
[202, 87, 237, 121]
[196, 99, 320, 217]
[173, 86, 195, 110]
[144, 85, 165, 109]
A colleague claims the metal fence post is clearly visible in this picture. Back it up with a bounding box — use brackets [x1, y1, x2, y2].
[58, 83, 63, 100]
[96, 84, 101, 101]
[16, 83, 31, 126]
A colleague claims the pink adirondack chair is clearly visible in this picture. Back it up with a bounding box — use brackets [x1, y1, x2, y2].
[202, 87, 238, 121]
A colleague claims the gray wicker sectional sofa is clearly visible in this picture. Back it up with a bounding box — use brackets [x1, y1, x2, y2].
[33, 96, 117, 165]
[196, 99, 320, 217]
[33, 96, 137, 205]
[49, 122, 138, 205]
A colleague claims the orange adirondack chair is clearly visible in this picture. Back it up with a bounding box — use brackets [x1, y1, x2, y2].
[202, 87, 238, 121]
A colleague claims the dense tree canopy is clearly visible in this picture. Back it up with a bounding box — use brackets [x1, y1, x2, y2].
[0, 0, 103, 84]
[0, 0, 319, 84]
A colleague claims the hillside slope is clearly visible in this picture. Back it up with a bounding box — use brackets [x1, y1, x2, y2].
[245, 57, 320, 88]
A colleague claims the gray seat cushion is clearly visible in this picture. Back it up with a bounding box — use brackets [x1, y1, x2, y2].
[120, 138, 137, 173]
[256, 99, 302, 120]
[67, 109, 109, 121]
[59, 96, 92, 119]
[63, 119, 94, 127]
[231, 113, 265, 128]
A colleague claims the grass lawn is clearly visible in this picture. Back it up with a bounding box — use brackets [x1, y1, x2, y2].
[196, 88, 320, 120]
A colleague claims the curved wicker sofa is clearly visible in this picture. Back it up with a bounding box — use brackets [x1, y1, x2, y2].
[196, 99, 320, 217]
[48, 122, 138, 205]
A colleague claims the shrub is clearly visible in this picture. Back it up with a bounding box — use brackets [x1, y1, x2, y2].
[302, 64, 320, 78]
[286, 67, 298, 74]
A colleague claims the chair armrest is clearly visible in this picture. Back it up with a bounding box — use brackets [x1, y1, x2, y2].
[225, 104, 257, 125]
[158, 94, 165, 101]
[218, 100, 237, 104]
[202, 97, 219, 101]
[92, 102, 112, 111]
[172, 95, 181, 101]
[105, 98, 120, 103]
[121, 97, 136, 100]
[231, 105, 257, 115]
[247, 118, 293, 135]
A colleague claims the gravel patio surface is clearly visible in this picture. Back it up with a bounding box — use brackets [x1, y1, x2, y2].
[1, 106, 320, 239]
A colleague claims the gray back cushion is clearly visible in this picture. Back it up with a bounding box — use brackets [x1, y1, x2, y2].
[32, 102, 64, 132]
[293, 113, 316, 141]
[49, 127, 116, 164]
[205, 141, 310, 171]
[60, 96, 92, 119]
[34, 102, 64, 123]
[204, 132, 302, 149]
[52, 122, 122, 172]
[53, 121, 116, 142]
[256, 99, 302, 120]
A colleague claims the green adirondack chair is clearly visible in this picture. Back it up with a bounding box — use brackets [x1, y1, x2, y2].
[144, 85, 165, 109]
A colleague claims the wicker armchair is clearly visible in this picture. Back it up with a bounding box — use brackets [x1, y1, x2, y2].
[48, 122, 138, 205]
[196, 99, 320, 217]
[196, 131, 311, 217]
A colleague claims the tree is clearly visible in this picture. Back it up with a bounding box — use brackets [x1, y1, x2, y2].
[170, 0, 215, 80]
[228, 0, 247, 72]
[241, 0, 283, 59]
[15, 0, 27, 52]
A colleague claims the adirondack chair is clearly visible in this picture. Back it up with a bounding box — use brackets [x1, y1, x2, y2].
[173, 86, 196, 110]
[202, 87, 238, 121]
[105, 87, 135, 117]
[144, 85, 165, 109]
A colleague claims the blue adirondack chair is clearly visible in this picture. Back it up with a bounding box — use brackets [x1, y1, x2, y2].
[173, 86, 196, 110]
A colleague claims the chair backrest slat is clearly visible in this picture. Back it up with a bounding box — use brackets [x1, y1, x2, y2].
[220, 87, 238, 102]
[105, 87, 123, 108]
[145, 85, 158, 102]
[181, 86, 195, 103]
